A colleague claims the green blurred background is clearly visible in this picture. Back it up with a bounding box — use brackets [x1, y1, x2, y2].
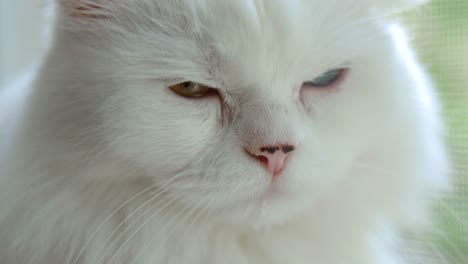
[401, 1, 468, 263]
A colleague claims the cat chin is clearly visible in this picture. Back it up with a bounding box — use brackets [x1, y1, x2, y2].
[211, 188, 315, 229]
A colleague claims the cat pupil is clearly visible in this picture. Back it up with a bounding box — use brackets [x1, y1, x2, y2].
[183, 82, 192, 89]
[184, 82, 203, 93]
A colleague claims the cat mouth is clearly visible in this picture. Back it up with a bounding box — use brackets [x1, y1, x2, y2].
[262, 184, 290, 201]
[221, 183, 286, 209]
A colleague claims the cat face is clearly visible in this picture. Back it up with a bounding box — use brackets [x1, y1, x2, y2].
[57, 0, 427, 227]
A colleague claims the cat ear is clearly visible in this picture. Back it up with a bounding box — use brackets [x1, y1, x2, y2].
[58, 0, 110, 19]
[369, 0, 428, 15]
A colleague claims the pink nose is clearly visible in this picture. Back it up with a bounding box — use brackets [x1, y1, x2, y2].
[247, 144, 296, 178]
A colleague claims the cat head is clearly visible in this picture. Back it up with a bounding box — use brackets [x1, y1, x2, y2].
[53, 0, 428, 227]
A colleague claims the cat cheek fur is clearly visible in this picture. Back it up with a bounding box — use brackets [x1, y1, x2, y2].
[0, 0, 448, 263]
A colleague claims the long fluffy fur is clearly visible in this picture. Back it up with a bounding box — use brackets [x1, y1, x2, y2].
[0, 0, 448, 263]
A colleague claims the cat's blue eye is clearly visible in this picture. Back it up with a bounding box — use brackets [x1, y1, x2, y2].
[303, 68, 346, 88]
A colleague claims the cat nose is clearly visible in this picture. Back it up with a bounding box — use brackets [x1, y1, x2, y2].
[246, 144, 296, 178]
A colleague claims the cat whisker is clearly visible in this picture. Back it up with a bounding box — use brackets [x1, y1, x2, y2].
[169, 180, 217, 234]
[72, 183, 159, 264]
[168, 181, 239, 190]
[158, 196, 212, 261]
[97, 146, 225, 263]
[129, 193, 213, 264]
[94, 186, 185, 264]
[107, 191, 192, 264]
[102, 186, 191, 264]
[90, 173, 185, 264]
[128, 157, 222, 263]
[172, 195, 215, 253]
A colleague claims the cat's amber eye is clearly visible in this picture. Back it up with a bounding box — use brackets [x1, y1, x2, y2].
[303, 68, 347, 88]
[169, 82, 214, 98]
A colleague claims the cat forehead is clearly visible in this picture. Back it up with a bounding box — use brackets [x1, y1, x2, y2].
[198, 1, 362, 84]
[70, 0, 392, 88]
[150, 0, 369, 52]
[118, 1, 373, 82]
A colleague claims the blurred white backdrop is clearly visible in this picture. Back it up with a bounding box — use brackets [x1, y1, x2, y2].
[0, 0, 50, 87]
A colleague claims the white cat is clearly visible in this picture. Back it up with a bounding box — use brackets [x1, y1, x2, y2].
[0, 0, 448, 263]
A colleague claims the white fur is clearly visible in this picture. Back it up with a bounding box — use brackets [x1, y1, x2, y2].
[0, 0, 448, 263]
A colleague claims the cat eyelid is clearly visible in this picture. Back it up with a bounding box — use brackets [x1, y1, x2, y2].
[165, 79, 219, 89]
[338, 61, 352, 67]
[303, 68, 348, 88]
